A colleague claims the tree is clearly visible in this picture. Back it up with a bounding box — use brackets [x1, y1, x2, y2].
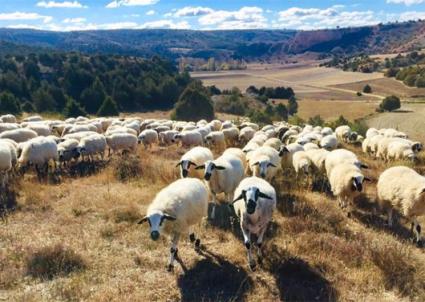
[363, 84, 372, 93]
[379, 95, 401, 112]
[384, 67, 399, 77]
[208, 85, 221, 95]
[415, 76, 425, 88]
[21, 101, 35, 113]
[287, 96, 298, 116]
[171, 82, 214, 121]
[404, 74, 417, 87]
[63, 96, 87, 117]
[248, 109, 272, 125]
[0, 92, 21, 114]
[97, 96, 119, 116]
[308, 115, 324, 126]
[32, 86, 56, 112]
[80, 78, 106, 114]
[275, 103, 288, 121]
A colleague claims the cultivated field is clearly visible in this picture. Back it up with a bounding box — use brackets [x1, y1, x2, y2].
[1, 138, 425, 301]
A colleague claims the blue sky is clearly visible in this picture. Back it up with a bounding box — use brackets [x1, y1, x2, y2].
[0, 0, 424, 31]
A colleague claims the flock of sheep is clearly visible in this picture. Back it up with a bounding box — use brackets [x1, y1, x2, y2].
[0, 112, 424, 271]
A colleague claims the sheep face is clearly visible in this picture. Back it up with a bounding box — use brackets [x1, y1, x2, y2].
[234, 187, 273, 215]
[351, 175, 370, 192]
[253, 160, 276, 179]
[176, 160, 195, 178]
[171, 134, 182, 144]
[138, 212, 176, 241]
[412, 143, 423, 153]
[196, 160, 225, 181]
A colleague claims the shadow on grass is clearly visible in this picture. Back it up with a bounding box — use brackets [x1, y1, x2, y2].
[177, 248, 252, 302]
[263, 244, 338, 302]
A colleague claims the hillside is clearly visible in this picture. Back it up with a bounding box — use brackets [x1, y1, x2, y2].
[0, 20, 424, 61]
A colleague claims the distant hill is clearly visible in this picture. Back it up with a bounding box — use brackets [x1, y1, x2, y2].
[0, 20, 424, 61]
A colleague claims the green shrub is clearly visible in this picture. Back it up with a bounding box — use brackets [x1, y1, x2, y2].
[363, 84, 372, 93]
[379, 95, 401, 112]
[97, 96, 119, 117]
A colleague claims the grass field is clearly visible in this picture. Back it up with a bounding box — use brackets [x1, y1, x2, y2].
[1, 140, 425, 301]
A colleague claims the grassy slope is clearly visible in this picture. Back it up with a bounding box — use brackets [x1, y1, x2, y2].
[1, 142, 425, 302]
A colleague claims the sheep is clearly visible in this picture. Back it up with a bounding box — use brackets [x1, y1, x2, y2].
[177, 147, 213, 179]
[0, 129, 38, 143]
[263, 138, 283, 151]
[305, 149, 329, 172]
[0, 139, 17, 167]
[248, 146, 280, 181]
[105, 133, 138, 155]
[61, 131, 99, 142]
[279, 143, 304, 167]
[172, 130, 203, 147]
[223, 148, 247, 170]
[25, 123, 51, 136]
[209, 120, 222, 131]
[57, 139, 80, 166]
[105, 126, 138, 136]
[321, 127, 333, 136]
[368, 134, 385, 155]
[292, 151, 311, 175]
[232, 176, 276, 270]
[0, 142, 12, 188]
[23, 115, 43, 122]
[138, 129, 159, 149]
[159, 130, 179, 146]
[386, 140, 416, 162]
[222, 127, 239, 146]
[329, 163, 370, 213]
[320, 134, 338, 150]
[62, 124, 98, 136]
[377, 166, 425, 245]
[0, 123, 19, 133]
[366, 128, 379, 138]
[79, 134, 107, 161]
[335, 125, 351, 142]
[204, 131, 226, 152]
[239, 127, 255, 143]
[196, 153, 245, 219]
[301, 142, 318, 152]
[325, 149, 367, 178]
[240, 122, 259, 131]
[0, 114, 16, 123]
[138, 178, 208, 271]
[18, 136, 58, 178]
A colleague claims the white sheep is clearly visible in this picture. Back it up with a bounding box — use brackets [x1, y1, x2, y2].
[18, 136, 58, 177]
[386, 140, 416, 161]
[25, 123, 51, 136]
[232, 176, 276, 270]
[279, 143, 304, 167]
[106, 133, 138, 155]
[305, 149, 329, 172]
[366, 128, 379, 138]
[159, 130, 179, 146]
[239, 127, 255, 143]
[325, 149, 367, 178]
[222, 127, 239, 146]
[377, 166, 425, 244]
[79, 134, 107, 161]
[57, 139, 80, 165]
[320, 134, 338, 150]
[292, 151, 311, 175]
[0, 114, 17, 123]
[223, 148, 247, 171]
[196, 153, 244, 219]
[329, 163, 370, 211]
[209, 120, 222, 131]
[0, 142, 12, 188]
[335, 125, 351, 142]
[205, 131, 226, 152]
[303, 142, 319, 151]
[138, 178, 208, 271]
[138, 129, 159, 149]
[248, 146, 280, 181]
[0, 128, 38, 143]
[0, 123, 19, 133]
[263, 138, 283, 151]
[177, 146, 213, 179]
[173, 130, 203, 147]
[62, 131, 99, 142]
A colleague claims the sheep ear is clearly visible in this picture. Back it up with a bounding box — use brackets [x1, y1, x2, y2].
[364, 177, 372, 182]
[195, 165, 205, 170]
[267, 163, 277, 168]
[258, 192, 273, 200]
[360, 163, 369, 169]
[188, 161, 196, 167]
[279, 147, 288, 156]
[421, 188, 425, 194]
[163, 214, 176, 221]
[233, 190, 246, 203]
[137, 216, 148, 224]
[215, 165, 226, 170]
[175, 161, 182, 167]
[253, 161, 260, 166]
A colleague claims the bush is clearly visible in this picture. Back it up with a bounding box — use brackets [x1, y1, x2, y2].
[21, 101, 35, 113]
[97, 96, 119, 117]
[248, 109, 272, 125]
[112, 155, 142, 182]
[379, 95, 401, 112]
[26, 244, 86, 280]
[63, 97, 87, 118]
[0, 92, 21, 115]
[288, 96, 298, 116]
[415, 76, 425, 88]
[384, 67, 400, 78]
[214, 93, 247, 116]
[171, 82, 214, 121]
[363, 84, 372, 93]
[308, 115, 325, 127]
[404, 74, 417, 87]
[356, 92, 362, 97]
[275, 103, 288, 121]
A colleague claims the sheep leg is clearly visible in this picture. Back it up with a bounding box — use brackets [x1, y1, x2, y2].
[189, 232, 201, 250]
[167, 233, 180, 272]
[387, 208, 393, 227]
[241, 226, 255, 270]
[411, 219, 422, 245]
[256, 225, 268, 265]
[210, 193, 217, 220]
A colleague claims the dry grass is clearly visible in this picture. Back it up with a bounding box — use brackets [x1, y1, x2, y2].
[1, 141, 425, 301]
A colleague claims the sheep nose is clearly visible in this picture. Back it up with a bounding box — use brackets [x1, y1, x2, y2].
[205, 173, 211, 181]
[182, 170, 188, 178]
[150, 231, 160, 241]
[260, 173, 266, 178]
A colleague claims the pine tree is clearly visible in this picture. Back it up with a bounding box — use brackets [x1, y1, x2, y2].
[80, 77, 106, 114]
[63, 96, 87, 118]
[288, 96, 298, 116]
[97, 96, 119, 116]
[0, 92, 21, 114]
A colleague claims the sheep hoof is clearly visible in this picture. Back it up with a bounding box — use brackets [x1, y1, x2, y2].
[189, 233, 196, 243]
[167, 264, 174, 272]
[195, 239, 201, 249]
[347, 211, 352, 218]
[416, 240, 423, 248]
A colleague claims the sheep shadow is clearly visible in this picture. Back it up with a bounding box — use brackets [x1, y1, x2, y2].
[264, 244, 338, 302]
[66, 160, 108, 178]
[177, 248, 252, 302]
[0, 186, 18, 220]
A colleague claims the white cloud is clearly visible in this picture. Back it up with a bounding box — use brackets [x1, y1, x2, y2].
[0, 12, 53, 23]
[63, 17, 86, 23]
[174, 6, 214, 17]
[36, 1, 87, 8]
[140, 19, 190, 29]
[106, 0, 159, 8]
[275, 6, 379, 29]
[387, 0, 425, 6]
[146, 10, 155, 16]
[198, 6, 268, 29]
[398, 11, 425, 20]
